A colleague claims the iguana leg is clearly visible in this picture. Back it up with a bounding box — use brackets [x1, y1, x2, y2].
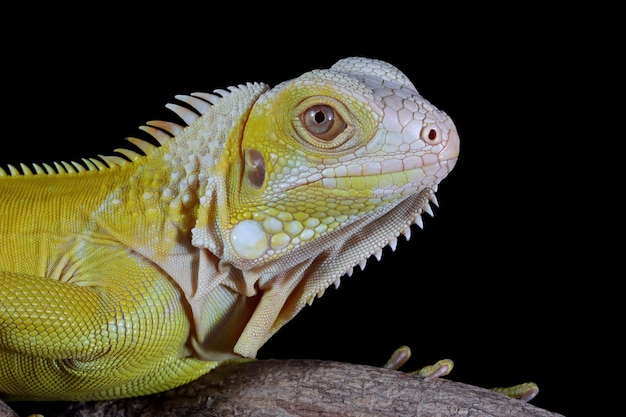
[0, 245, 218, 401]
[0, 271, 110, 359]
[383, 346, 538, 401]
[382, 345, 454, 381]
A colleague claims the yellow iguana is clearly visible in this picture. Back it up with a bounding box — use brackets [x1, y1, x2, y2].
[0, 57, 461, 401]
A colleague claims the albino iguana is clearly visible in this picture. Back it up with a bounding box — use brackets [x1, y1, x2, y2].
[0, 57, 460, 401]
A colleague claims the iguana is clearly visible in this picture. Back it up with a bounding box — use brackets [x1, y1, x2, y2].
[0, 57, 461, 402]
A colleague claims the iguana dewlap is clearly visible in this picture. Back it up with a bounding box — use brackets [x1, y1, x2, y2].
[0, 57, 460, 401]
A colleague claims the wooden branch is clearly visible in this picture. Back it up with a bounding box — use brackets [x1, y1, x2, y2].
[2, 359, 563, 417]
[0, 401, 18, 417]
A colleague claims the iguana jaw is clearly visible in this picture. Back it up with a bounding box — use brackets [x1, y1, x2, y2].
[230, 184, 447, 358]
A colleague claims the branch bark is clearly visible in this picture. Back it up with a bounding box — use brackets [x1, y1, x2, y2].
[2, 359, 563, 417]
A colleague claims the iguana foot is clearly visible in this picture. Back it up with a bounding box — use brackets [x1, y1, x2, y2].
[383, 346, 538, 401]
[491, 382, 539, 402]
[382, 345, 454, 381]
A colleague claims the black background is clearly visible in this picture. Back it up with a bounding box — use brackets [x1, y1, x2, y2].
[2, 6, 613, 417]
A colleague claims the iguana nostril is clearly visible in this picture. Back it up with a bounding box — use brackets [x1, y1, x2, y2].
[245, 148, 266, 188]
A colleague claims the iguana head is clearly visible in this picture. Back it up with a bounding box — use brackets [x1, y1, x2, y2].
[190, 57, 459, 358]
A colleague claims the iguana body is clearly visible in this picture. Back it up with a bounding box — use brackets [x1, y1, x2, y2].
[0, 57, 459, 401]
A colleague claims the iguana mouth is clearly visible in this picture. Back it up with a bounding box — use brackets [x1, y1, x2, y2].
[277, 129, 460, 195]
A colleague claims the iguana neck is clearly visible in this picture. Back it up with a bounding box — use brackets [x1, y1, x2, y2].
[95, 84, 269, 261]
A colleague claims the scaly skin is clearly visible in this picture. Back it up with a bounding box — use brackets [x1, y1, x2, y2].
[0, 57, 459, 401]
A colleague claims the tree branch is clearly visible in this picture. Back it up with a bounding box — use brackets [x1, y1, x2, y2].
[2, 359, 563, 417]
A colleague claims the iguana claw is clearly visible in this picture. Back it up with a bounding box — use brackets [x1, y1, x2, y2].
[383, 346, 538, 401]
[382, 345, 412, 371]
[491, 382, 539, 402]
[410, 359, 455, 381]
[382, 345, 454, 380]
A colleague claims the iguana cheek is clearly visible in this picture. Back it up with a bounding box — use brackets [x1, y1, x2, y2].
[230, 219, 269, 259]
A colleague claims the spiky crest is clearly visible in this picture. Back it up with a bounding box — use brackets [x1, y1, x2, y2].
[0, 84, 260, 177]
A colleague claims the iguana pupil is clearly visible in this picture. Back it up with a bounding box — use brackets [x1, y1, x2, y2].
[301, 104, 346, 141]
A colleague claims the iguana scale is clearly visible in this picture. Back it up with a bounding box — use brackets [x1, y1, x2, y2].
[0, 57, 460, 401]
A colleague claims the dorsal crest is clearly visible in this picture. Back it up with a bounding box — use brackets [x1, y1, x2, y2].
[0, 82, 266, 177]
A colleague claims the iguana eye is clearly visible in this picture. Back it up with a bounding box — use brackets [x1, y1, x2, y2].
[301, 105, 347, 141]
